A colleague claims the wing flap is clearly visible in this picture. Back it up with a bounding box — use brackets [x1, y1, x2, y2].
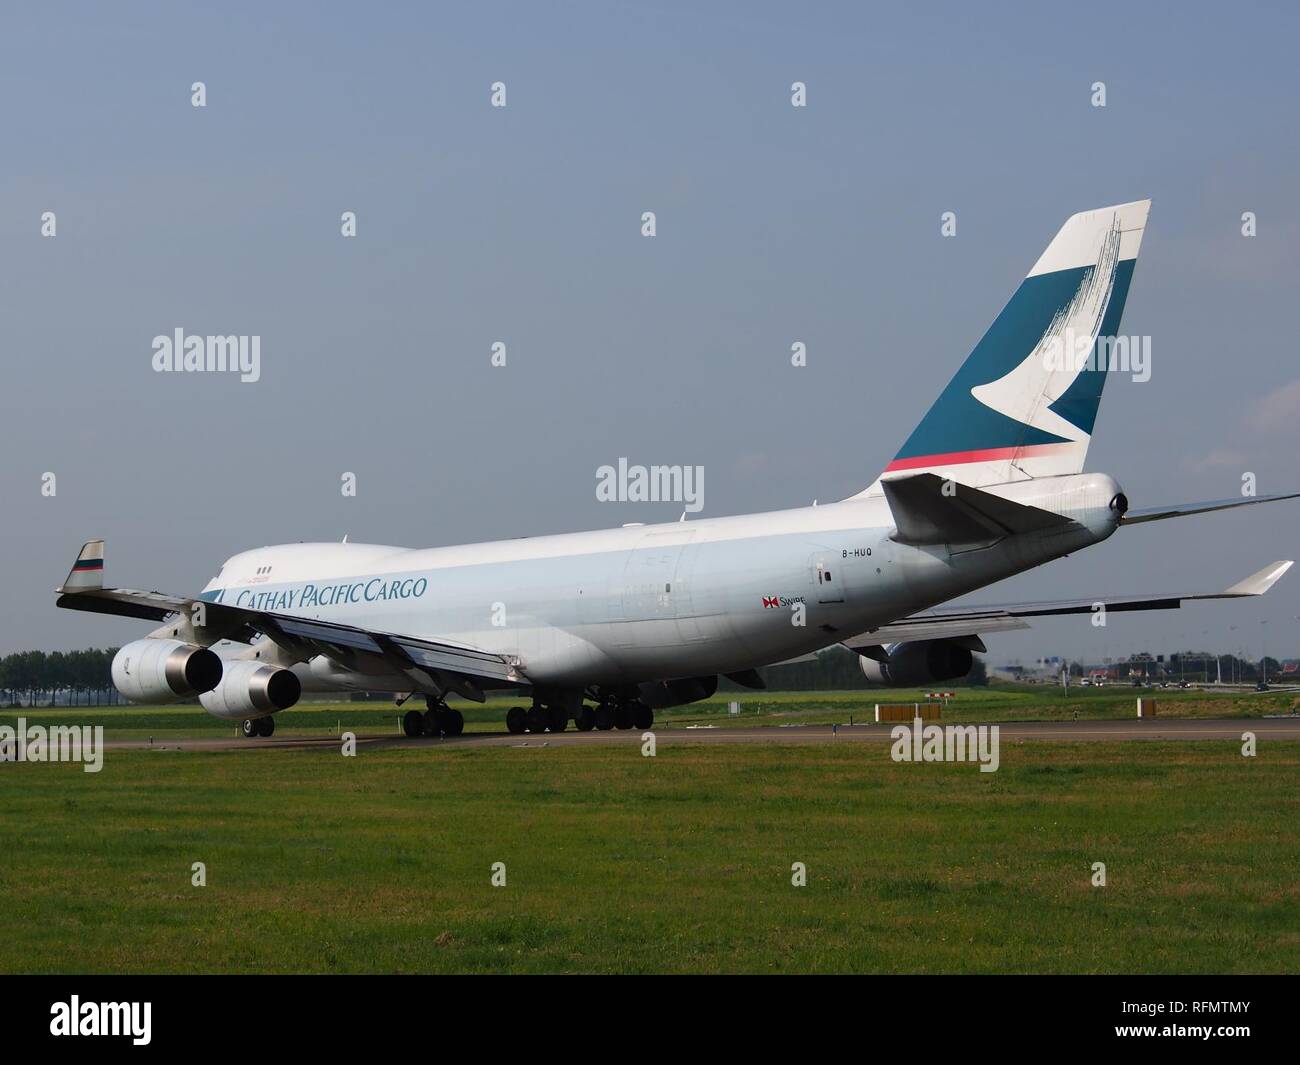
[844, 615, 1029, 649]
[392, 637, 523, 684]
[267, 615, 387, 654]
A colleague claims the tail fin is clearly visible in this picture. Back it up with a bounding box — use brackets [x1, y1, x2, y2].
[856, 199, 1150, 495]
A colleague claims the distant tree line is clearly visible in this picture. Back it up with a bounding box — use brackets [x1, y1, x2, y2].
[0, 648, 119, 707]
[721, 646, 989, 692]
[1059, 652, 1287, 682]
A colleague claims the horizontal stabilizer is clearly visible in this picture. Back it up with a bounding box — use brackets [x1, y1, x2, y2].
[882, 472, 1076, 545]
[1121, 491, 1300, 525]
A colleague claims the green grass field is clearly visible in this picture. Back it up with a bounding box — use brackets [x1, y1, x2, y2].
[4, 682, 1297, 740]
[2, 689, 1298, 973]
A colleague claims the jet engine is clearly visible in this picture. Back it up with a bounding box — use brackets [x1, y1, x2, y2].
[111, 638, 223, 704]
[199, 660, 302, 720]
[859, 640, 974, 687]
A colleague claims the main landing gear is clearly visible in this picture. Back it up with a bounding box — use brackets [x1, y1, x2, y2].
[506, 695, 653, 735]
[600, 694, 653, 731]
[511, 703, 555, 735]
[241, 716, 275, 738]
[402, 697, 465, 738]
[506, 700, 572, 735]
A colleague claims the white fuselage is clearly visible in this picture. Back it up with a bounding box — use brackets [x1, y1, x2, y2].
[201, 473, 1123, 693]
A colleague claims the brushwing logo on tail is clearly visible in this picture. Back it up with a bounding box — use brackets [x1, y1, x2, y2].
[850, 199, 1148, 495]
[968, 218, 1122, 442]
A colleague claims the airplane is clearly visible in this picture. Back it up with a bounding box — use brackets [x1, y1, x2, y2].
[57, 199, 1299, 739]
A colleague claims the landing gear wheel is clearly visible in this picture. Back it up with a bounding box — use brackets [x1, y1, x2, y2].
[443, 708, 464, 737]
[241, 719, 258, 739]
[614, 703, 634, 730]
[595, 705, 614, 731]
[575, 706, 596, 732]
[631, 703, 653, 730]
[423, 708, 442, 737]
[257, 716, 275, 738]
[506, 706, 527, 735]
[403, 709, 425, 738]
[525, 705, 548, 734]
[548, 706, 568, 733]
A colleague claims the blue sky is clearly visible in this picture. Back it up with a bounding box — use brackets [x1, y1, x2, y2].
[3, 0, 1299, 663]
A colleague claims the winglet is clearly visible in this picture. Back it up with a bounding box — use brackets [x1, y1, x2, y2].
[60, 540, 105, 592]
[1222, 560, 1293, 597]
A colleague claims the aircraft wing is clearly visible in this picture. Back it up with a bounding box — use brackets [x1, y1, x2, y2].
[842, 560, 1293, 652]
[55, 540, 527, 695]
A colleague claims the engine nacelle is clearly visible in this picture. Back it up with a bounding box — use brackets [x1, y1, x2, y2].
[112, 639, 223, 704]
[860, 640, 973, 687]
[199, 660, 302, 720]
